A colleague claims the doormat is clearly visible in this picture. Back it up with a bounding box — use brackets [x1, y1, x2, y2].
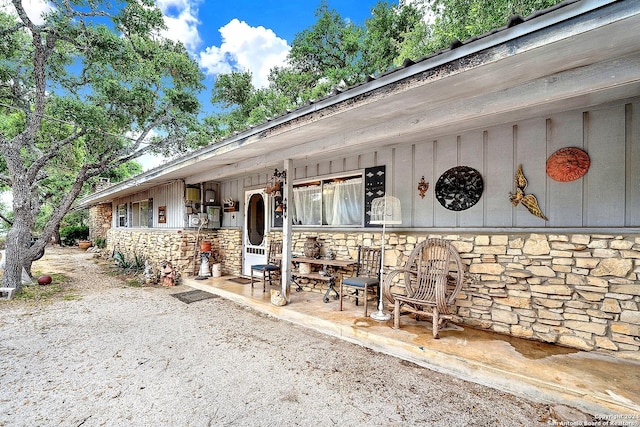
[228, 277, 252, 285]
[170, 290, 218, 304]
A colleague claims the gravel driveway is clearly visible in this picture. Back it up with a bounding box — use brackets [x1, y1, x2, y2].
[0, 247, 551, 426]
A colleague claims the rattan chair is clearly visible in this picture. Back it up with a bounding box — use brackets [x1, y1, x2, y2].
[250, 240, 282, 292]
[339, 246, 381, 316]
[382, 238, 464, 339]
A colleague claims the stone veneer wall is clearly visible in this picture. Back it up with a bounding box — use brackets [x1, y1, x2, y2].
[88, 203, 112, 242]
[106, 228, 242, 279]
[280, 231, 639, 355]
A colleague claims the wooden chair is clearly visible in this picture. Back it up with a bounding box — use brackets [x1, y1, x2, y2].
[250, 240, 282, 292]
[339, 246, 381, 317]
[382, 238, 464, 339]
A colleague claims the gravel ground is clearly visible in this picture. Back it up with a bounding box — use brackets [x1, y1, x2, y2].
[0, 247, 551, 426]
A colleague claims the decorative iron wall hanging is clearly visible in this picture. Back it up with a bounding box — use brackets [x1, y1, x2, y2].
[435, 166, 483, 211]
[546, 147, 590, 182]
[509, 164, 548, 221]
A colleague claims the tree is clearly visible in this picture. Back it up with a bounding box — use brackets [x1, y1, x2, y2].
[287, 1, 363, 88]
[427, 0, 564, 52]
[210, 70, 294, 137]
[359, 0, 429, 75]
[0, 0, 205, 290]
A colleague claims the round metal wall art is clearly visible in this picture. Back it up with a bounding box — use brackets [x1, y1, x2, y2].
[546, 147, 590, 182]
[435, 166, 484, 211]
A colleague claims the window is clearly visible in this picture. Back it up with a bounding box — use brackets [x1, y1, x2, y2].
[118, 204, 127, 227]
[291, 174, 363, 226]
[132, 200, 150, 227]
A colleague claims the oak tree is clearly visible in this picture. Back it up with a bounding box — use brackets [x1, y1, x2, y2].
[0, 0, 204, 289]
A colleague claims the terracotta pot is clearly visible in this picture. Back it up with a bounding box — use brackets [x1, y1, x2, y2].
[200, 241, 212, 252]
[78, 241, 92, 250]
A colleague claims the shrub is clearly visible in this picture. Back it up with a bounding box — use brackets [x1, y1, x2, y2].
[95, 237, 107, 249]
[59, 226, 89, 246]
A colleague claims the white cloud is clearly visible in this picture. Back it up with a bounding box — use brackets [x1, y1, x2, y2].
[0, 0, 54, 25]
[155, 0, 202, 52]
[198, 19, 290, 88]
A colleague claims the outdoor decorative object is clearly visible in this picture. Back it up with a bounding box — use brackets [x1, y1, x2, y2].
[546, 147, 590, 182]
[78, 240, 92, 250]
[270, 289, 287, 306]
[37, 275, 52, 286]
[162, 262, 175, 287]
[369, 194, 402, 321]
[435, 166, 483, 211]
[509, 164, 548, 221]
[303, 236, 321, 259]
[265, 168, 288, 218]
[417, 176, 429, 199]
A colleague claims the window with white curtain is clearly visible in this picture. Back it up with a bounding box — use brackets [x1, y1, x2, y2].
[291, 174, 363, 226]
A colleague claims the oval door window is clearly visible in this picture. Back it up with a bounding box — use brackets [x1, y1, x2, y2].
[247, 193, 265, 246]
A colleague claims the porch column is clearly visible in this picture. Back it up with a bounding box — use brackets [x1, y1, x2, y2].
[281, 158, 293, 301]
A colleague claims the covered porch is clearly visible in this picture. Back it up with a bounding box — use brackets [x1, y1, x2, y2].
[183, 274, 640, 418]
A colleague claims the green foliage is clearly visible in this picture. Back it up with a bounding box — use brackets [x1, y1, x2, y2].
[114, 251, 146, 274]
[95, 237, 107, 249]
[427, 0, 564, 52]
[359, 1, 429, 73]
[12, 272, 75, 303]
[59, 226, 89, 246]
[288, 1, 363, 86]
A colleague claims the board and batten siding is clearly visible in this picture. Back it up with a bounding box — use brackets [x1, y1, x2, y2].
[218, 99, 639, 230]
[111, 180, 185, 228]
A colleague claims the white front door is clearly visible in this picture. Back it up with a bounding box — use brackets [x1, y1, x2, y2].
[243, 190, 268, 276]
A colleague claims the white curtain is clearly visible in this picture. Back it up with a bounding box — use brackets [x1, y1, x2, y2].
[323, 178, 363, 226]
[292, 185, 322, 225]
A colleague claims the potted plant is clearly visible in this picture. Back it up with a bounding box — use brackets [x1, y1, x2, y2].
[78, 240, 92, 250]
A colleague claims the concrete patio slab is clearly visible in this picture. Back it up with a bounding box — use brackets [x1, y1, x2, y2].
[184, 275, 640, 417]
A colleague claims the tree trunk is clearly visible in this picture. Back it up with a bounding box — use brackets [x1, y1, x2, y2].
[2, 223, 31, 291]
[2, 177, 35, 291]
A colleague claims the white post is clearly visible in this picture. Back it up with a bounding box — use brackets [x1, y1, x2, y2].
[281, 158, 293, 301]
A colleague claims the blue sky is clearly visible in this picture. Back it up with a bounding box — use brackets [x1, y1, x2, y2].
[6, 0, 384, 94]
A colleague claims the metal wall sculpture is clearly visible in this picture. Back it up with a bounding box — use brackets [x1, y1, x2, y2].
[417, 176, 429, 199]
[435, 166, 483, 211]
[509, 164, 548, 221]
[546, 147, 590, 182]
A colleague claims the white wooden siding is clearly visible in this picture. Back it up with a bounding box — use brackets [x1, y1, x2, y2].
[198, 99, 640, 229]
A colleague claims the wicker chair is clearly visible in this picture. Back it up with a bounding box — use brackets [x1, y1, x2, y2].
[250, 240, 282, 292]
[339, 246, 381, 317]
[382, 238, 464, 339]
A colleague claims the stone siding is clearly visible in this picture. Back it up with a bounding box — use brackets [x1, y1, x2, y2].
[88, 203, 112, 242]
[106, 228, 242, 280]
[280, 231, 639, 354]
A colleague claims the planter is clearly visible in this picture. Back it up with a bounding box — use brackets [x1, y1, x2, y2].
[212, 263, 222, 277]
[78, 240, 92, 250]
[303, 236, 321, 259]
